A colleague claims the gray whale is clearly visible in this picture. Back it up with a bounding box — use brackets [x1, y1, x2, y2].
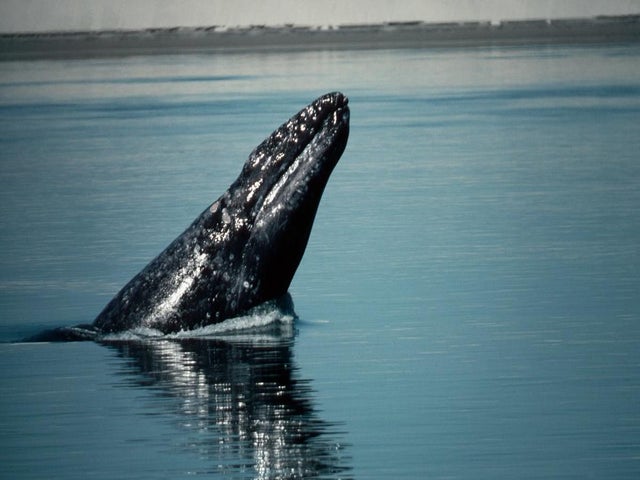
[96, 92, 349, 334]
[30, 92, 349, 340]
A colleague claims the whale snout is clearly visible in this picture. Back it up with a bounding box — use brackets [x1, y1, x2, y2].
[313, 92, 349, 126]
[316, 91, 348, 109]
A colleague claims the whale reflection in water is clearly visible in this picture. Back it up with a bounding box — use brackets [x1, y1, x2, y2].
[103, 327, 351, 479]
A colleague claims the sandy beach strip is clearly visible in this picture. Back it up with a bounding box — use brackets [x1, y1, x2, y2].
[1, 15, 639, 61]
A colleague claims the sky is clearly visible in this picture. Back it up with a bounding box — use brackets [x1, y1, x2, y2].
[1, 0, 639, 33]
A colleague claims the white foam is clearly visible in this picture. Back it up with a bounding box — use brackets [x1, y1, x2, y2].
[101, 327, 165, 341]
[100, 299, 295, 342]
[170, 309, 294, 339]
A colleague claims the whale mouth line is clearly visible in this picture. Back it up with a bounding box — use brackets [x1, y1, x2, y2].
[259, 101, 350, 214]
[275, 94, 349, 177]
[227, 93, 349, 225]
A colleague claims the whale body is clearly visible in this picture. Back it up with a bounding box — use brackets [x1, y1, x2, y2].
[90, 92, 350, 334]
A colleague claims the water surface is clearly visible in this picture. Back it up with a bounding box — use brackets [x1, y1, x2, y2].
[1, 44, 640, 478]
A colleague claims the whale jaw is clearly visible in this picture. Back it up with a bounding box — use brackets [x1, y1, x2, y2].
[237, 93, 350, 304]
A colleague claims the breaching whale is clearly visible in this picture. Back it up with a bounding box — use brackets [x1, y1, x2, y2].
[30, 92, 349, 340]
[97, 92, 349, 334]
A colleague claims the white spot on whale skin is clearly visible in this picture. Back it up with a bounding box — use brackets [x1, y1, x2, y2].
[210, 201, 219, 213]
[222, 208, 231, 224]
[149, 250, 209, 323]
[246, 178, 263, 202]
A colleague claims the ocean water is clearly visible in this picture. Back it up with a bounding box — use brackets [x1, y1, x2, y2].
[1, 43, 640, 479]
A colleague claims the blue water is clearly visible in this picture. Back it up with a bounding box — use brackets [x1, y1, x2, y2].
[2, 44, 640, 479]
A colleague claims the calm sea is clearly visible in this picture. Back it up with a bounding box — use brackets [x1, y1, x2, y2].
[1, 43, 639, 479]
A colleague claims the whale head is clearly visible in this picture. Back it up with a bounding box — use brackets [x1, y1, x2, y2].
[91, 92, 349, 334]
[202, 92, 350, 320]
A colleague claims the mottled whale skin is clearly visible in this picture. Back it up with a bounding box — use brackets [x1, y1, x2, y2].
[88, 92, 349, 335]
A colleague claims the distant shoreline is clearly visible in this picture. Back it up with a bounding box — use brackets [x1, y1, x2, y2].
[1, 15, 639, 61]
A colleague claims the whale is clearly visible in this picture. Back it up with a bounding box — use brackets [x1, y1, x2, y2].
[29, 92, 349, 341]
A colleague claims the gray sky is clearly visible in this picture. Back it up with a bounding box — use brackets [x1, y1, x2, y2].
[1, 0, 639, 33]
